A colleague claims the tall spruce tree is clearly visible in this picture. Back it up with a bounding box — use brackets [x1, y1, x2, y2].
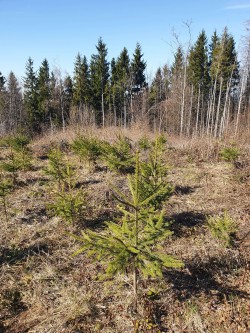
[149, 66, 169, 106]
[188, 30, 210, 93]
[37, 58, 51, 127]
[112, 47, 130, 127]
[210, 27, 239, 88]
[72, 54, 90, 108]
[62, 75, 73, 126]
[131, 43, 147, 90]
[90, 37, 110, 126]
[23, 58, 39, 133]
[171, 46, 184, 83]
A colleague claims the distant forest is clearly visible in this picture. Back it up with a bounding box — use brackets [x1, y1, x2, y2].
[1, 27, 250, 137]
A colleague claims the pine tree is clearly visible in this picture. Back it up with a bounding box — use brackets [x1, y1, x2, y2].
[23, 58, 39, 133]
[90, 37, 110, 126]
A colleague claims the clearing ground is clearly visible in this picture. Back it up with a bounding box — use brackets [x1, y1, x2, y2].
[0, 127, 249, 333]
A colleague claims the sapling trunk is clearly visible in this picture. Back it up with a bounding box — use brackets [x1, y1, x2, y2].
[2, 196, 8, 223]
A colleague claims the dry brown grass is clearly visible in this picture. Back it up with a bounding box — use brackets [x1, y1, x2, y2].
[0, 128, 249, 332]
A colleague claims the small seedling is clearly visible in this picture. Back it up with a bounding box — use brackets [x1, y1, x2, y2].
[207, 211, 238, 248]
[48, 188, 86, 225]
[101, 135, 135, 173]
[71, 136, 104, 170]
[138, 136, 151, 150]
[0, 173, 13, 222]
[220, 146, 240, 163]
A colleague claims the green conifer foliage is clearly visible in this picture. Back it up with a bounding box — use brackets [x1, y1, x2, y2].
[71, 136, 104, 170]
[207, 211, 237, 248]
[0, 173, 13, 223]
[72, 152, 183, 312]
[72, 54, 90, 108]
[90, 38, 110, 126]
[138, 136, 173, 209]
[188, 30, 210, 93]
[37, 59, 51, 125]
[101, 135, 135, 174]
[131, 43, 147, 90]
[210, 28, 239, 88]
[0, 135, 32, 182]
[44, 148, 70, 190]
[23, 58, 39, 133]
[45, 150, 86, 225]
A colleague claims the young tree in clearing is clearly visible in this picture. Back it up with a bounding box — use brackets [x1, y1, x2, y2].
[73, 152, 183, 313]
[90, 37, 110, 127]
[23, 58, 39, 133]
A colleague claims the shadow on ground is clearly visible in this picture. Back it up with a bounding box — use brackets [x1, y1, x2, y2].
[168, 211, 208, 237]
[164, 253, 249, 302]
[0, 243, 50, 265]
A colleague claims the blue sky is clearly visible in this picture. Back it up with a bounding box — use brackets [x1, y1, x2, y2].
[1, 0, 250, 82]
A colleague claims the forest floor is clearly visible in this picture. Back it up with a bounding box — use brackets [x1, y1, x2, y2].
[0, 127, 249, 333]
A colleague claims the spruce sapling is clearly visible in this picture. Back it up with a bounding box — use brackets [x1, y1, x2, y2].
[138, 135, 173, 209]
[101, 134, 135, 174]
[47, 159, 86, 225]
[72, 152, 183, 313]
[71, 136, 104, 170]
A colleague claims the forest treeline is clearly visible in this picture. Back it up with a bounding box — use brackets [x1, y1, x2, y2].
[0, 26, 250, 137]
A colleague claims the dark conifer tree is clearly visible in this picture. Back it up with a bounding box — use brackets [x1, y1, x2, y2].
[113, 47, 130, 126]
[131, 43, 147, 91]
[210, 27, 239, 88]
[72, 54, 90, 108]
[37, 58, 51, 126]
[188, 30, 210, 93]
[90, 37, 110, 126]
[23, 58, 39, 133]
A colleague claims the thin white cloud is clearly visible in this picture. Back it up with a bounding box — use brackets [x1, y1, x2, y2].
[224, 3, 250, 9]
